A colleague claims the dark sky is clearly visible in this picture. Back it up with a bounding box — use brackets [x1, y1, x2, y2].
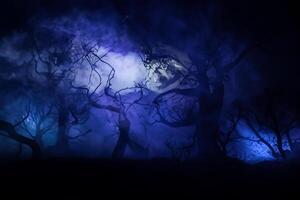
[0, 0, 299, 36]
[0, 0, 299, 98]
[0, 0, 299, 55]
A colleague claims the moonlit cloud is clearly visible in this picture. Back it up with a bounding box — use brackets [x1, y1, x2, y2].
[101, 51, 147, 91]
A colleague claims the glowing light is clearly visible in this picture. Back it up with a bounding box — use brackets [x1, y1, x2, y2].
[101, 51, 147, 91]
[73, 47, 147, 94]
[229, 122, 276, 163]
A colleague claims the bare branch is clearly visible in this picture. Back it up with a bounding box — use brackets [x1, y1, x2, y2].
[91, 101, 121, 113]
[14, 111, 30, 128]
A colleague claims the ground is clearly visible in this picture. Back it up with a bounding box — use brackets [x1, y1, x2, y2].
[0, 158, 299, 198]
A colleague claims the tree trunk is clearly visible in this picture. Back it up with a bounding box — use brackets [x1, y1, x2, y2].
[35, 132, 44, 150]
[196, 97, 223, 159]
[195, 78, 224, 159]
[56, 107, 69, 152]
[0, 120, 41, 159]
[275, 132, 286, 159]
[112, 117, 130, 159]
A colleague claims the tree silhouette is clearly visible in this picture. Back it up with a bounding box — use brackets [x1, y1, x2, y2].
[144, 42, 255, 159]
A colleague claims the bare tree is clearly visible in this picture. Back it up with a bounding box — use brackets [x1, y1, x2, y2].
[20, 103, 56, 150]
[240, 92, 300, 159]
[0, 116, 41, 159]
[89, 70, 148, 158]
[143, 42, 256, 159]
[27, 28, 94, 153]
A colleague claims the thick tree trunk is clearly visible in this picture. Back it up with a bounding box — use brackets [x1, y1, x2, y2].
[196, 95, 223, 159]
[195, 74, 224, 159]
[112, 117, 130, 159]
[196, 121, 223, 159]
[0, 120, 41, 159]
